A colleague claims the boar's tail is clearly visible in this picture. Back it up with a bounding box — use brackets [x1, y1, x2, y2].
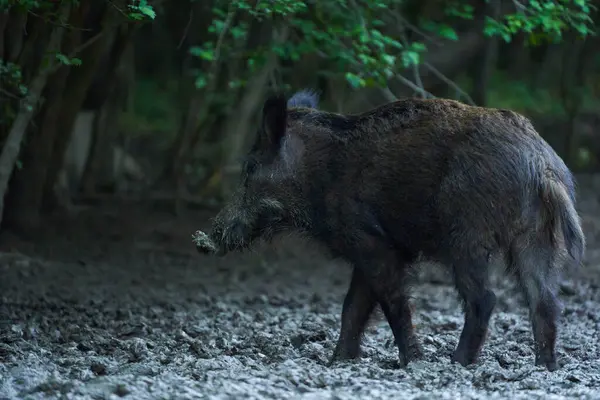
[538, 174, 585, 266]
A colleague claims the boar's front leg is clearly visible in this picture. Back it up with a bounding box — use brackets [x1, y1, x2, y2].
[350, 243, 422, 367]
[329, 267, 378, 365]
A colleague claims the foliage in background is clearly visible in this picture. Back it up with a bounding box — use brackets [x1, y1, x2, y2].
[108, 0, 600, 169]
[456, 70, 600, 115]
[2, 0, 596, 128]
[485, 0, 594, 42]
[0, 0, 156, 123]
[2, 0, 600, 214]
[113, 0, 600, 164]
[192, 0, 596, 91]
[0, 0, 157, 192]
[119, 79, 180, 139]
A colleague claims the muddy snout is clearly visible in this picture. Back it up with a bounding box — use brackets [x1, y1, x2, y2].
[193, 217, 254, 256]
[192, 230, 218, 254]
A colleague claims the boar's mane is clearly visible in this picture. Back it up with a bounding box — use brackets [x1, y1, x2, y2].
[282, 88, 467, 141]
[284, 95, 535, 145]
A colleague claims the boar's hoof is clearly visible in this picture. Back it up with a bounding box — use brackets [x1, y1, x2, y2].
[327, 348, 360, 367]
[535, 354, 559, 372]
[450, 351, 475, 367]
[397, 352, 410, 368]
[192, 230, 218, 254]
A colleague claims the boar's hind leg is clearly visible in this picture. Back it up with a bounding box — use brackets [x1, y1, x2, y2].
[510, 239, 561, 371]
[329, 267, 377, 365]
[451, 257, 497, 367]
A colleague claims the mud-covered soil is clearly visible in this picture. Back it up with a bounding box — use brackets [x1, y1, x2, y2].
[2, 176, 600, 400]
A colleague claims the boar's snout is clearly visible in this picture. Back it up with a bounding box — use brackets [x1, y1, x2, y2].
[221, 220, 252, 254]
[209, 197, 288, 255]
[210, 212, 254, 256]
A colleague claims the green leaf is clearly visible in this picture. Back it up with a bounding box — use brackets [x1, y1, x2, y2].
[55, 53, 70, 65]
[190, 46, 215, 61]
[138, 5, 156, 19]
[54, 54, 82, 67]
[411, 42, 427, 52]
[345, 72, 365, 89]
[128, 0, 156, 21]
[402, 51, 420, 67]
[195, 76, 208, 89]
[438, 25, 459, 41]
[381, 54, 395, 66]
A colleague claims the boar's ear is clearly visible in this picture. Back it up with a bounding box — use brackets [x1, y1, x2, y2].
[261, 93, 288, 151]
[287, 89, 320, 109]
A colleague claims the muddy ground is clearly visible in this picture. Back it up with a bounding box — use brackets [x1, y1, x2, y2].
[2, 176, 600, 400]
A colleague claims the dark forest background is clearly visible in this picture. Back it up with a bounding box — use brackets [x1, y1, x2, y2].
[1, 0, 599, 236]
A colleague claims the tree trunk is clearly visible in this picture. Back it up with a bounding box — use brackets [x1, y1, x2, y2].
[80, 24, 136, 195]
[561, 36, 596, 166]
[560, 44, 581, 165]
[171, 93, 206, 215]
[17, 12, 50, 82]
[4, 8, 27, 63]
[0, 7, 30, 144]
[0, 3, 70, 231]
[161, 0, 213, 185]
[219, 26, 290, 199]
[80, 82, 126, 195]
[506, 33, 530, 79]
[471, 0, 500, 106]
[41, 6, 116, 212]
[4, 3, 89, 233]
[534, 44, 564, 89]
[0, 8, 9, 60]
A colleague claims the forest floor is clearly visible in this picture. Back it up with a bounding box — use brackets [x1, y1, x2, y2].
[1, 175, 600, 400]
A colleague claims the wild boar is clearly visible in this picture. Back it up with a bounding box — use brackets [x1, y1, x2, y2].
[193, 90, 585, 371]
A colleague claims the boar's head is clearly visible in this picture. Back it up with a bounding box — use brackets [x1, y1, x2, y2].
[207, 90, 320, 255]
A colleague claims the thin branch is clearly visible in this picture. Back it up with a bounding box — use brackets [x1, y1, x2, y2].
[380, 86, 398, 102]
[396, 21, 427, 99]
[423, 62, 476, 105]
[394, 75, 435, 98]
[47, 30, 105, 74]
[197, 3, 236, 103]
[177, 10, 194, 50]
[106, 0, 129, 18]
[213, 7, 235, 65]
[26, 9, 91, 31]
[512, 0, 528, 13]
[396, 15, 444, 47]
[0, 87, 21, 100]
[106, 0, 161, 25]
[391, 11, 473, 104]
[412, 64, 426, 99]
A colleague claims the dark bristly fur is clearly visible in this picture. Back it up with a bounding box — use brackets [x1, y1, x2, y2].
[201, 89, 585, 372]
